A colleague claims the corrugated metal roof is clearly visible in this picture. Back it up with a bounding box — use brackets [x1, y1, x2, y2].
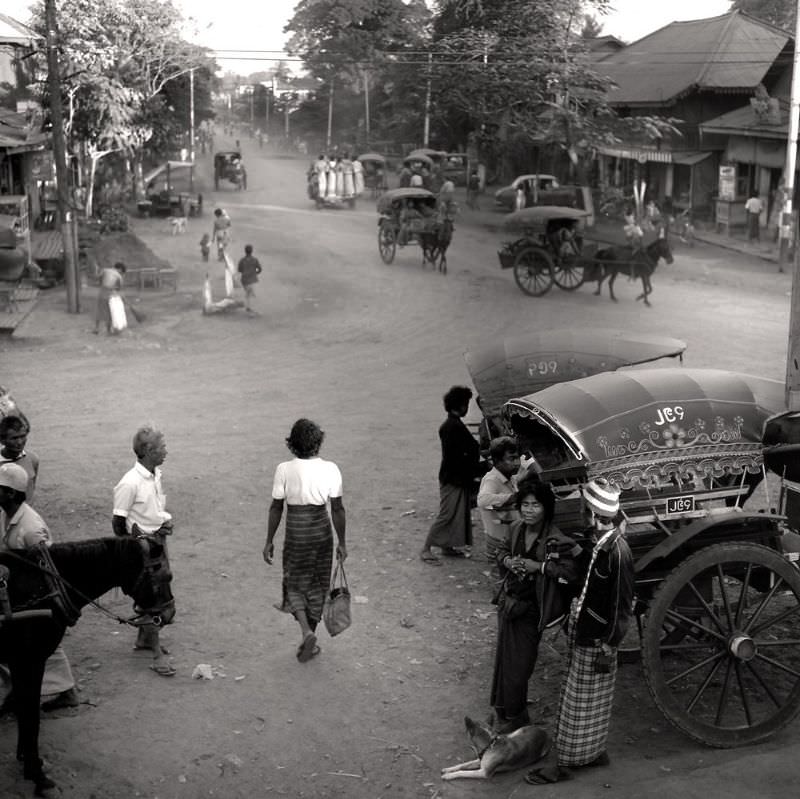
[700, 98, 789, 138]
[599, 11, 790, 106]
[0, 13, 41, 46]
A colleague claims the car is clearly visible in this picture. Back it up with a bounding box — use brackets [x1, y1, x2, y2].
[440, 153, 470, 187]
[494, 174, 560, 211]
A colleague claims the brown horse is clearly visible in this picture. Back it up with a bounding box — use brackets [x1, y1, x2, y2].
[589, 234, 674, 306]
[0, 536, 175, 794]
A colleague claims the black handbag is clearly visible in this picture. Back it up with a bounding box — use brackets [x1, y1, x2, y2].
[323, 558, 351, 637]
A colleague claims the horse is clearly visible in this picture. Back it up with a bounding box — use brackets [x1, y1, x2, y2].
[0, 535, 174, 794]
[589, 233, 674, 306]
[420, 218, 454, 274]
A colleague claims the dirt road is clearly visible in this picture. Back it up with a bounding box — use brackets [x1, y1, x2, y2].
[0, 137, 798, 799]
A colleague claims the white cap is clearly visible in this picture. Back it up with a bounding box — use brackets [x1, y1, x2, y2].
[0, 462, 28, 493]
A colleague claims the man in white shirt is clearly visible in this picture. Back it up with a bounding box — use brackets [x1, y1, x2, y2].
[113, 426, 175, 676]
[477, 437, 521, 569]
[745, 191, 763, 242]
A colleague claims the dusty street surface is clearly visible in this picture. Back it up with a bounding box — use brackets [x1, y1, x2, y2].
[0, 137, 798, 799]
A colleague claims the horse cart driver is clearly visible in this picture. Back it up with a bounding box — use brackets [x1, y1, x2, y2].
[545, 218, 581, 260]
[397, 197, 435, 245]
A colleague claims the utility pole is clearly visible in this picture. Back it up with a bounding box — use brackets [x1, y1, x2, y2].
[44, 0, 79, 313]
[423, 52, 432, 147]
[363, 70, 370, 147]
[189, 67, 195, 162]
[786, 2, 800, 409]
[326, 78, 334, 150]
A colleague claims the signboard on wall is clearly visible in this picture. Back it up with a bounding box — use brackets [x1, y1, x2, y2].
[719, 165, 736, 201]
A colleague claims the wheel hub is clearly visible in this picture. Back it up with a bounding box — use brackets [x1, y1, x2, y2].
[728, 633, 757, 662]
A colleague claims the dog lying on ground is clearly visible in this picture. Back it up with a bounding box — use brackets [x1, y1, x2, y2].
[441, 715, 551, 780]
[168, 216, 187, 235]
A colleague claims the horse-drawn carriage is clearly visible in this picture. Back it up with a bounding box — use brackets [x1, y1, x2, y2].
[498, 205, 673, 304]
[468, 329, 800, 748]
[214, 151, 246, 191]
[358, 152, 388, 198]
[377, 187, 454, 272]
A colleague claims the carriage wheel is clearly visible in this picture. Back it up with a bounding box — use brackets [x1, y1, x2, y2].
[512, 247, 554, 296]
[378, 224, 397, 264]
[642, 542, 800, 747]
[552, 254, 586, 291]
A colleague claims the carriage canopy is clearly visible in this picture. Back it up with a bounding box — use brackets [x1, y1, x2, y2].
[503, 368, 785, 488]
[503, 205, 590, 231]
[377, 187, 436, 214]
[357, 152, 386, 164]
[465, 329, 687, 421]
[403, 152, 434, 168]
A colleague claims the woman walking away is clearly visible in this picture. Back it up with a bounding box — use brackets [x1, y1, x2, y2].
[420, 385, 481, 564]
[263, 419, 347, 663]
[526, 478, 634, 785]
[490, 480, 583, 733]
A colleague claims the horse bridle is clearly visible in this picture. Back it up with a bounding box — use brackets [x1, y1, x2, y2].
[128, 534, 175, 627]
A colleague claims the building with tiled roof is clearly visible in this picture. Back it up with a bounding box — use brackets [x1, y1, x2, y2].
[593, 10, 794, 223]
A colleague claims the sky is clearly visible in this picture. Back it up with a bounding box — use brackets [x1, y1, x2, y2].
[5, 0, 735, 75]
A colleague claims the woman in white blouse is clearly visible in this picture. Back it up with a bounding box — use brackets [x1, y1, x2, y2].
[263, 419, 347, 663]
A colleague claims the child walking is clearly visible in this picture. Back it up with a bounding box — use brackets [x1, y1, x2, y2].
[199, 233, 211, 262]
[237, 244, 262, 315]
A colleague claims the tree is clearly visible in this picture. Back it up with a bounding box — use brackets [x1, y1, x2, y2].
[29, 0, 215, 213]
[429, 0, 675, 180]
[285, 0, 431, 145]
[730, 0, 795, 31]
[580, 13, 603, 38]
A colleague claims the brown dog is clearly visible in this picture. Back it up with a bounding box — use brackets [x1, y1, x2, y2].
[441, 715, 551, 780]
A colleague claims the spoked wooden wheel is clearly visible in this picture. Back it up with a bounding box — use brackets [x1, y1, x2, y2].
[378, 223, 397, 264]
[512, 247, 553, 296]
[643, 542, 800, 747]
[552, 254, 586, 290]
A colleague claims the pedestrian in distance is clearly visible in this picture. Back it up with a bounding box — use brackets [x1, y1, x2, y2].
[199, 233, 211, 262]
[526, 478, 634, 785]
[112, 426, 176, 677]
[420, 385, 482, 564]
[745, 190, 763, 242]
[263, 419, 347, 664]
[237, 244, 262, 315]
[93, 261, 126, 335]
[467, 171, 481, 210]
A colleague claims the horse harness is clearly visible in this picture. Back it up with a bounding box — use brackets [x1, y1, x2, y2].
[0, 535, 171, 630]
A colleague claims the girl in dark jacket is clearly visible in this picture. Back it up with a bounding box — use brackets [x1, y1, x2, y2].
[490, 479, 585, 733]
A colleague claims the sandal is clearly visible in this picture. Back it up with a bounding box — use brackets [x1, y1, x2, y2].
[419, 551, 442, 565]
[524, 766, 571, 785]
[149, 662, 177, 677]
[297, 633, 318, 663]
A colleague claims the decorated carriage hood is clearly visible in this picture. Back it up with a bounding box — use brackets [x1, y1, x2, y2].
[503, 368, 786, 489]
[465, 329, 687, 421]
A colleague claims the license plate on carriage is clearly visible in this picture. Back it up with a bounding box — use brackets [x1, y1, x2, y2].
[665, 495, 695, 515]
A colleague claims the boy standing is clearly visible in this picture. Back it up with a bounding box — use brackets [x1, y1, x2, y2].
[237, 244, 262, 315]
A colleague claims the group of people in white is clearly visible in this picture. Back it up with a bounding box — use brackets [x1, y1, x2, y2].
[308, 154, 365, 204]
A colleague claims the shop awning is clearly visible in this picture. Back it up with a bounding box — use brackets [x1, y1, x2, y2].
[597, 145, 713, 166]
[672, 151, 713, 166]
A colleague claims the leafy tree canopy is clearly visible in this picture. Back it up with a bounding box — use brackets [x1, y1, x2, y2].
[730, 0, 795, 31]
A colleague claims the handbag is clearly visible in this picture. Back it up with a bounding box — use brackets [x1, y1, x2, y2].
[323, 557, 351, 637]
